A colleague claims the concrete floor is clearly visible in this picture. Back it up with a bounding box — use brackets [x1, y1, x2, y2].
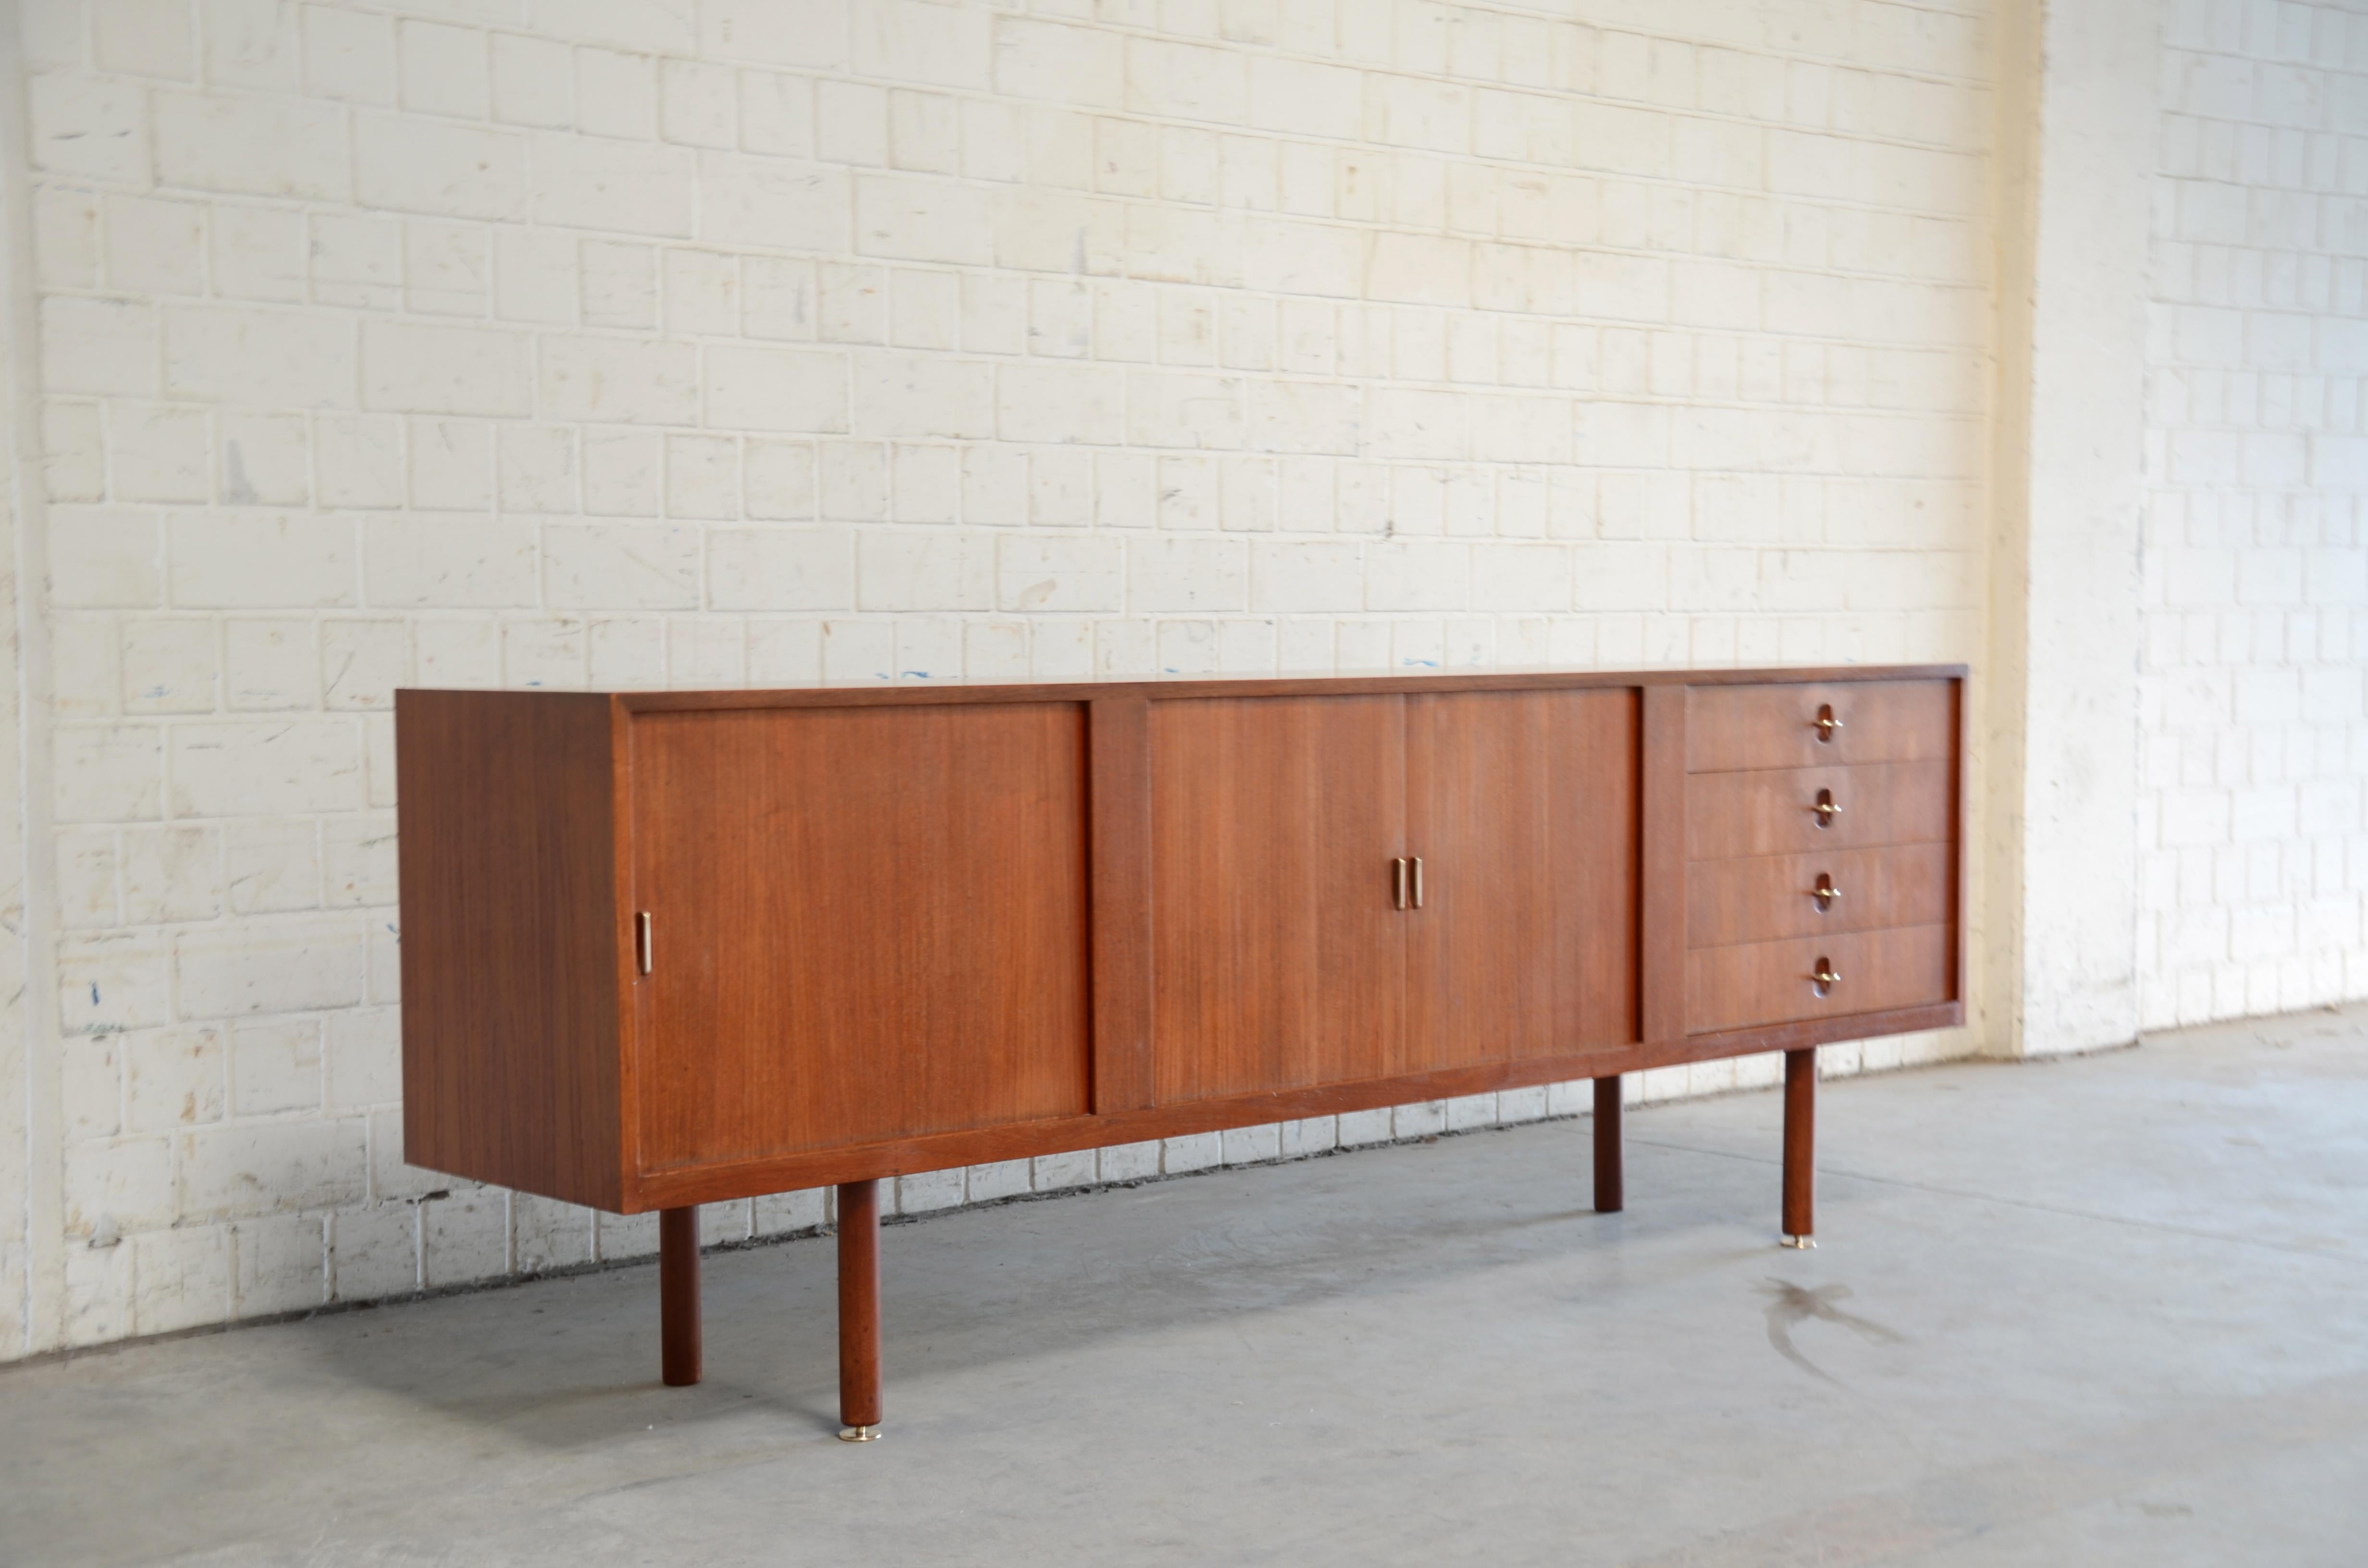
[6, 1008, 2367, 1567]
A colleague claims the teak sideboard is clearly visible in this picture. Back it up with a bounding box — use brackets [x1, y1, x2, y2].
[397, 666, 1966, 1438]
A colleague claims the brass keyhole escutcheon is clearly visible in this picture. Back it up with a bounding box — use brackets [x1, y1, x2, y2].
[1813, 873, 1840, 911]
[1814, 703, 1843, 742]
[1813, 788, 1841, 827]
[1811, 958, 1840, 997]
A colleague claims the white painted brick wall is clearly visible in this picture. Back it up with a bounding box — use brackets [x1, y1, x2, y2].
[11, 0, 1992, 1354]
[2138, 0, 2368, 1029]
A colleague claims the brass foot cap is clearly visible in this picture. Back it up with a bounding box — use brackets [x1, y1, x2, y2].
[837, 1424, 882, 1443]
[1780, 1234, 1816, 1250]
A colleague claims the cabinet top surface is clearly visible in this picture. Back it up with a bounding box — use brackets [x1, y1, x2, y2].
[398, 663, 1968, 711]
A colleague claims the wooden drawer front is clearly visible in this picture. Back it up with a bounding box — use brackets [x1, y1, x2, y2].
[1687, 680, 1954, 773]
[1686, 843, 1950, 950]
[1685, 760, 1950, 861]
[1687, 926, 1950, 1035]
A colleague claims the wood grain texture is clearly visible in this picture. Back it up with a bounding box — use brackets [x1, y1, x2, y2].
[627, 1001, 1965, 1209]
[1405, 688, 1639, 1066]
[1686, 680, 1956, 772]
[837, 1180, 882, 1430]
[1669, 1002, 1964, 1065]
[1088, 697, 1155, 1113]
[659, 1206, 700, 1387]
[630, 702, 1092, 1171]
[1147, 694, 1409, 1103]
[1683, 760, 1953, 860]
[395, 669, 1966, 1218]
[1685, 843, 1952, 949]
[1783, 1050, 1816, 1239]
[396, 689, 624, 1211]
[1638, 685, 1687, 1044]
[1593, 1076, 1623, 1214]
[1686, 925, 1952, 1035]
[609, 696, 646, 1202]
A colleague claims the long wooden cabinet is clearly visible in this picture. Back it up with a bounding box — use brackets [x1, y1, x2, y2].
[398, 666, 1964, 1430]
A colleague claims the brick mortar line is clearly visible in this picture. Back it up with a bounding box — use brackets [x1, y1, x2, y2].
[23, 230, 1999, 302]
[45, 28, 2006, 123]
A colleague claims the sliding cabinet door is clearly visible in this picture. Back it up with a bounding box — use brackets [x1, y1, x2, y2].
[1147, 695, 1408, 1103]
[630, 702, 1092, 1172]
[1405, 689, 1640, 1068]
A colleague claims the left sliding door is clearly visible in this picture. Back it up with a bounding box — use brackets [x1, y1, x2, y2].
[628, 702, 1094, 1172]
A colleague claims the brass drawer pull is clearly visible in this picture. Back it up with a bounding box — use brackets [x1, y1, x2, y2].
[1811, 959, 1840, 996]
[1814, 704, 1843, 740]
[1813, 788, 1841, 824]
[1813, 873, 1840, 910]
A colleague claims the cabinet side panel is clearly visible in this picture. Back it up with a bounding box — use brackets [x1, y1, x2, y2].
[397, 691, 623, 1209]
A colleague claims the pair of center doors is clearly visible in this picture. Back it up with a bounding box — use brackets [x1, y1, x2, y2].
[629, 688, 1639, 1171]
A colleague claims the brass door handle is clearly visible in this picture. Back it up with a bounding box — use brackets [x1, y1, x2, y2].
[1813, 873, 1840, 910]
[1392, 858, 1409, 910]
[1814, 704, 1843, 740]
[1811, 959, 1840, 993]
[1411, 856, 1423, 909]
[1813, 788, 1842, 823]
[637, 911, 654, 975]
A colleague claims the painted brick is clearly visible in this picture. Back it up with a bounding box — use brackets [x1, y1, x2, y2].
[702, 155, 852, 253]
[357, 114, 526, 221]
[43, 297, 156, 397]
[29, 74, 150, 183]
[362, 322, 533, 418]
[857, 529, 995, 611]
[167, 306, 356, 410]
[153, 91, 350, 200]
[50, 511, 160, 607]
[703, 345, 849, 433]
[233, 1214, 329, 1317]
[540, 524, 699, 610]
[533, 133, 698, 237]
[363, 517, 539, 609]
[180, 1117, 370, 1223]
[1, 0, 2035, 1355]
[704, 529, 851, 611]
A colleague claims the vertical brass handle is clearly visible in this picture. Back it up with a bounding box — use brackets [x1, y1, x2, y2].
[637, 911, 654, 974]
[1813, 873, 1840, 910]
[1392, 858, 1409, 910]
[1814, 704, 1843, 741]
[1411, 856, 1424, 909]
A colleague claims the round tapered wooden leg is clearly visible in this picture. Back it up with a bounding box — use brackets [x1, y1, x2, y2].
[1782, 1049, 1816, 1246]
[836, 1179, 882, 1440]
[659, 1205, 702, 1386]
[1592, 1075, 1624, 1213]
